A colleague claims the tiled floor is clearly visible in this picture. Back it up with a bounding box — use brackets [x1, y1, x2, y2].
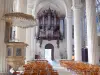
[49, 60, 74, 75]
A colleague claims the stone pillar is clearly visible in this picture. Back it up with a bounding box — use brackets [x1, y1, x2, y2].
[17, 0, 27, 13]
[31, 27, 36, 60]
[26, 26, 36, 61]
[26, 28, 31, 62]
[0, 0, 13, 74]
[26, 7, 32, 61]
[72, 0, 83, 61]
[15, 0, 27, 42]
[66, 10, 73, 60]
[81, 7, 86, 47]
[16, 27, 26, 42]
[86, 0, 99, 64]
[25, 6, 36, 62]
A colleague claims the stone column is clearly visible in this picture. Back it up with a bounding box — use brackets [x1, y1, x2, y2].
[72, 0, 83, 61]
[17, 28, 26, 42]
[15, 0, 27, 42]
[0, 0, 13, 74]
[31, 27, 36, 60]
[25, 5, 36, 62]
[81, 7, 86, 47]
[17, 0, 27, 13]
[26, 25, 36, 61]
[86, 0, 99, 64]
[26, 28, 31, 61]
[26, 7, 32, 61]
[66, 10, 73, 60]
[64, 18, 67, 58]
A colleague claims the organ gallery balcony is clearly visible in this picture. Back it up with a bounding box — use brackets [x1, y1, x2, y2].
[36, 8, 65, 48]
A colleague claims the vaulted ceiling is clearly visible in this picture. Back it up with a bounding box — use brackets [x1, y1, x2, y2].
[27, 0, 72, 17]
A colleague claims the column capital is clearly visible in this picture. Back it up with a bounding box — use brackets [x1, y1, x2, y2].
[27, 8, 32, 15]
[66, 9, 73, 18]
[72, 0, 83, 10]
[65, 16, 72, 19]
[66, 12, 73, 18]
[71, 4, 83, 10]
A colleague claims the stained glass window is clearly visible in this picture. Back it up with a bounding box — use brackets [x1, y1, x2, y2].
[96, 0, 100, 33]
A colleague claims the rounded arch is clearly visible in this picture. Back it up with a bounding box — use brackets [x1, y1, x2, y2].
[45, 43, 54, 60]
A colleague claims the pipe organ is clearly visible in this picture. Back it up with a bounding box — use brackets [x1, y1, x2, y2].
[37, 8, 65, 48]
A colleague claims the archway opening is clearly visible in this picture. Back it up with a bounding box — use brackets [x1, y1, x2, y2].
[45, 49, 52, 61]
[45, 43, 54, 61]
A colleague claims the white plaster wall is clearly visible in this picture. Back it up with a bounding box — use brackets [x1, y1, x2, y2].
[35, 40, 67, 60]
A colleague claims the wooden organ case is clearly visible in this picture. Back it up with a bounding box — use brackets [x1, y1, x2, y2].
[37, 8, 65, 48]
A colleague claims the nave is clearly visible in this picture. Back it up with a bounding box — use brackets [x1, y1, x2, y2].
[49, 60, 73, 75]
[11, 60, 74, 75]
[1, 0, 100, 75]
[20, 60, 59, 75]
[13, 59, 100, 75]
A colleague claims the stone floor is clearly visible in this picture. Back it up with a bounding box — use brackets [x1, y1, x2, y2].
[48, 60, 76, 75]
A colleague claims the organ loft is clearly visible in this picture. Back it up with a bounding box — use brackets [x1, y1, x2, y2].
[37, 8, 65, 48]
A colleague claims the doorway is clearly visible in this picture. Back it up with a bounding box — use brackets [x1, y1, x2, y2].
[45, 49, 52, 60]
[45, 43, 54, 60]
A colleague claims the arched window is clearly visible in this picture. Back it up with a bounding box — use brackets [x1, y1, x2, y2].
[96, 0, 100, 33]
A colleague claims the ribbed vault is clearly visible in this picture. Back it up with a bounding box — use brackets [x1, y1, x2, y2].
[34, 0, 67, 17]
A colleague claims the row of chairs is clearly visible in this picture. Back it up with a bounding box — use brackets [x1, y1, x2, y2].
[23, 69, 58, 75]
[60, 60, 100, 75]
[24, 60, 52, 70]
[22, 60, 59, 75]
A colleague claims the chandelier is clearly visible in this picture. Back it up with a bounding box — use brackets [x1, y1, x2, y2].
[4, 12, 36, 28]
